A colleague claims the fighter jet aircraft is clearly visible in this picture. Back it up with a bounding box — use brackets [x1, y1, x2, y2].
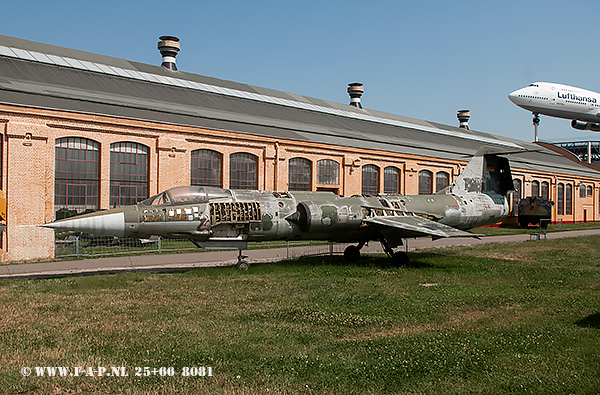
[42, 147, 514, 269]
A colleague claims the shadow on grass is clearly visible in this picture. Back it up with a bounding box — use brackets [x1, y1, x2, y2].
[576, 313, 600, 329]
[254, 253, 436, 270]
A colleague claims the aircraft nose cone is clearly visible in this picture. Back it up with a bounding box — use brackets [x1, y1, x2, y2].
[508, 87, 530, 107]
[41, 208, 126, 237]
[508, 90, 519, 104]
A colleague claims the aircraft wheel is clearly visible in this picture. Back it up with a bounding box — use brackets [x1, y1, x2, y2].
[391, 251, 409, 267]
[236, 256, 251, 270]
[344, 245, 361, 262]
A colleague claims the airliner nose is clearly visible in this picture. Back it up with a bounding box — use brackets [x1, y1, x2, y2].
[508, 89, 520, 104]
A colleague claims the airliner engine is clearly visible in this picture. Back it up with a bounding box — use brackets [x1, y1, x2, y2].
[571, 120, 600, 132]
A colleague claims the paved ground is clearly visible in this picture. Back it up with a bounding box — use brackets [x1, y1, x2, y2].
[2, 229, 600, 280]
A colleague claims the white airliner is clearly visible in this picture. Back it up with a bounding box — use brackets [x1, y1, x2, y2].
[509, 82, 600, 131]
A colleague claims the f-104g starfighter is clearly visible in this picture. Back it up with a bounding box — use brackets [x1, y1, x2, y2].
[42, 147, 515, 269]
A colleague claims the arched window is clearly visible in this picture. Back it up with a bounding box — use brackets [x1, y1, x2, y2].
[418, 170, 433, 195]
[557, 183, 564, 215]
[531, 180, 540, 197]
[317, 159, 339, 185]
[565, 184, 572, 215]
[587, 185, 593, 197]
[513, 179, 522, 198]
[55, 137, 100, 213]
[435, 171, 450, 193]
[230, 153, 258, 189]
[541, 181, 550, 199]
[384, 166, 400, 194]
[288, 158, 312, 191]
[191, 149, 222, 187]
[110, 142, 149, 207]
[580, 184, 587, 198]
[512, 179, 522, 213]
[362, 165, 379, 195]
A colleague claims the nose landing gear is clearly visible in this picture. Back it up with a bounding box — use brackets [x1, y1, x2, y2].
[236, 249, 251, 270]
[533, 113, 540, 142]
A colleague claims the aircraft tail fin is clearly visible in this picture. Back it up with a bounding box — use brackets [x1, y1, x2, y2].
[446, 146, 514, 196]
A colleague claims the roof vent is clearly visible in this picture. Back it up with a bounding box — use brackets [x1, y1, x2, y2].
[158, 36, 180, 71]
[347, 83, 364, 109]
[457, 109, 470, 129]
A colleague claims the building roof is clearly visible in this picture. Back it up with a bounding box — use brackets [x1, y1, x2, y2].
[1, 34, 599, 179]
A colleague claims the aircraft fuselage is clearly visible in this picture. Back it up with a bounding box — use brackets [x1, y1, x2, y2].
[509, 82, 600, 130]
[54, 186, 508, 249]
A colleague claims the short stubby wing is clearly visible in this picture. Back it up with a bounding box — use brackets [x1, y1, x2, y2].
[364, 215, 479, 240]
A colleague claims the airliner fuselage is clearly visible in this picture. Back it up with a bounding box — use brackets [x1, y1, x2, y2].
[509, 82, 600, 131]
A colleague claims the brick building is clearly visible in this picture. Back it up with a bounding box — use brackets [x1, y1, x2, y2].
[1, 34, 599, 262]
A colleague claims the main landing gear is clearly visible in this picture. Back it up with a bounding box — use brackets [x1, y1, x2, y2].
[343, 237, 409, 266]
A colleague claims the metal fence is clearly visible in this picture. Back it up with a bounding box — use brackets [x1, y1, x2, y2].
[54, 234, 345, 260]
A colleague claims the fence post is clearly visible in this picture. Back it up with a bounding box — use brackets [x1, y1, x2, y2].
[158, 236, 162, 253]
[75, 236, 80, 258]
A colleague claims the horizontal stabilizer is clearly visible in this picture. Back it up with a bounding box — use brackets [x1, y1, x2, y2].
[364, 215, 479, 240]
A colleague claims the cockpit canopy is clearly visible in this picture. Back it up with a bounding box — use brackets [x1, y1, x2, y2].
[140, 186, 232, 206]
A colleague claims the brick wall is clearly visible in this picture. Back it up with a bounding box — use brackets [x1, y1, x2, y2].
[1, 104, 598, 262]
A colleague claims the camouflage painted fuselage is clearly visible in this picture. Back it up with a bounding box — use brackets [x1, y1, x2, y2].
[90, 186, 508, 248]
[43, 148, 513, 251]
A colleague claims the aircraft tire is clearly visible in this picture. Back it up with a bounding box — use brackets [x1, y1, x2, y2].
[236, 258, 251, 270]
[391, 251, 409, 267]
[344, 245, 361, 262]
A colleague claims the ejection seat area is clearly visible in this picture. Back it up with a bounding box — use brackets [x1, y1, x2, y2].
[140, 186, 233, 206]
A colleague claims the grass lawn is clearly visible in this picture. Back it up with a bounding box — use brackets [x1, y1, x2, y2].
[1, 235, 600, 394]
[474, 220, 600, 236]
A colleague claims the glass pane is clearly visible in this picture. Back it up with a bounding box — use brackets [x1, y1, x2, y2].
[109, 142, 150, 207]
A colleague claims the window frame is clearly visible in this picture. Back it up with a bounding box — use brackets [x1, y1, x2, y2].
[54, 137, 100, 213]
[361, 164, 379, 195]
[191, 149, 223, 188]
[317, 159, 339, 185]
[229, 152, 258, 190]
[418, 170, 433, 195]
[288, 157, 312, 191]
[435, 171, 450, 193]
[383, 166, 400, 194]
[110, 141, 149, 207]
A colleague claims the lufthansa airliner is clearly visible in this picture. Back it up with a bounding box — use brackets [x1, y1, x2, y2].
[509, 82, 600, 131]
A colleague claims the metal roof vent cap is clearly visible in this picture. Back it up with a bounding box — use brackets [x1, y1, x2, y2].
[348, 83, 364, 109]
[158, 36, 180, 71]
[457, 109, 470, 129]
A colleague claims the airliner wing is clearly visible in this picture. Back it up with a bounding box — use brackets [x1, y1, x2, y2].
[364, 215, 479, 240]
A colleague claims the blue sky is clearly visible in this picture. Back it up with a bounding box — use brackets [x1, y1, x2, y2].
[2, 0, 598, 142]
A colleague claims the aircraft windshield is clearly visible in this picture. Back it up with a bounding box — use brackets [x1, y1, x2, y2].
[140, 192, 171, 206]
[140, 186, 232, 206]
